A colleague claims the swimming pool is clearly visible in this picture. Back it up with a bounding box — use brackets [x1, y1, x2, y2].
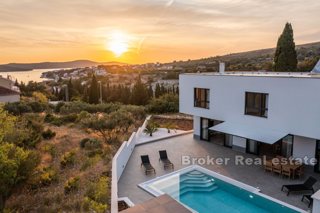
[139, 165, 306, 213]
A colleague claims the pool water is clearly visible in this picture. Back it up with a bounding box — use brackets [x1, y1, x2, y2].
[146, 170, 300, 213]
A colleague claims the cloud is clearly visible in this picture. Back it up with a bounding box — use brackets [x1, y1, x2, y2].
[0, 0, 319, 63]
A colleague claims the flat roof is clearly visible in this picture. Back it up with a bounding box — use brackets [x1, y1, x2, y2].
[182, 71, 320, 79]
[0, 86, 20, 96]
[210, 122, 288, 144]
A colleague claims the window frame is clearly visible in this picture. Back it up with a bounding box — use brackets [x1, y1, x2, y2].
[244, 92, 269, 118]
[194, 88, 210, 109]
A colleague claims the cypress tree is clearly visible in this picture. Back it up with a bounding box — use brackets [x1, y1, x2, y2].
[88, 75, 99, 104]
[155, 83, 161, 98]
[148, 85, 154, 99]
[102, 83, 110, 102]
[273, 23, 298, 71]
[131, 75, 148, 105]
[67, 78, 73, 100]
[82, 86, 88, 102]
[160, 84, 166, 95]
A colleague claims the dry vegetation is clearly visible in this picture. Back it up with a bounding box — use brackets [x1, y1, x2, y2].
[151, 115, 193, 131]
[5, 118, 143, 212]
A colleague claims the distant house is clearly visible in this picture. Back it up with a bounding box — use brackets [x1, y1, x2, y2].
[0, 76, 14, 89]
[0, 76, 20, 103]
[94, 68, 107, 76]
[0, 86, 20, 103]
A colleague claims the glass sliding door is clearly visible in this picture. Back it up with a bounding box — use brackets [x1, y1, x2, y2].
[246, 139, 259, 155]
[224, 134, 233, 148]
[200, 118, 209, 141]
[281, 135, 293, 157]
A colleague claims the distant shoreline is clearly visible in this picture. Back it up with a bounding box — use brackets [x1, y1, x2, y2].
[0, 68, 33, 72]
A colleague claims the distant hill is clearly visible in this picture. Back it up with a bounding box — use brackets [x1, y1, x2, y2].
[216, 41, 320, 61]
[0, 60, 127, 72]
[1, 41, 319, 72]
[165, 41, 320, 72]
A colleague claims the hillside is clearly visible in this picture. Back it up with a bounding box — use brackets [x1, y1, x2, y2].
[166, 41, 320, 72]
[0, 60, 127, 72]
[1, 41, 319, 72]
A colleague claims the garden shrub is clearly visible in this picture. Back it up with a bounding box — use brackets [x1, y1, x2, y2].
[42, 144, 57, 158]
[80, 138, 103, 157]
[28, 101, 48, 113]
[59, 101, 122, 114]
[42, 129, 56, 140]
[146, 94, 179, 114]
[85, 139, 102, 150]
[64, 176, 80, 194]
[5, 115, 43, 148]
[80, 155, 101, 171]
[85, 177, 110, 203]
[54, 102, 65, 113]
[44, 113, 77, 126]
[82, 177, 109, 212]
[4, 101, 48, 115]
[60, 113, 78, 123]
[80, 138, 91, 148]
[34, 166, 59, 187]
[77, 111, 91, 122]
[44, 113, 55, 123]
[60, 151, 76, 168]
[120, 105, 146, 120]
[50, 118, 63, 126]
[4, 102, 32, 115]
[82, 197, 107, 213]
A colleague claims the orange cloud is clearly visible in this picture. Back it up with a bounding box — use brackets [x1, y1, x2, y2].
[0, 0, 319, 64]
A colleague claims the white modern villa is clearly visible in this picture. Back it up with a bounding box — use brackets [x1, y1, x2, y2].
[179, 62, 320, 171]
[113, 62, 320, 213]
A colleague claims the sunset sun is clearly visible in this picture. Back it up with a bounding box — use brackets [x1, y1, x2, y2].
[107, 31, 129, 57]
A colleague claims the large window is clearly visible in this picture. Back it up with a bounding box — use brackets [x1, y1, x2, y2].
[281, 135, 293, 158]
[194, 88, 210, 109]
[245, 92, 268, 117]
[246, 139, 260, 155]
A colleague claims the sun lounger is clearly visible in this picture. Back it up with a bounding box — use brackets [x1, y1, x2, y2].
[141, 155, 156, 175]
[159, 150, 174, 170]
[281, 176, 317, 196]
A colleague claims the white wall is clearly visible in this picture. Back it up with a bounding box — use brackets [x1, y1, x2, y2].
[179, 74, 320, 141]
[312, 190, 320, 213]
[0, 94, 20, 103]
[293, 136, 316, 165]
[111, 116, 150, 213]
[114, 117, 150, 180]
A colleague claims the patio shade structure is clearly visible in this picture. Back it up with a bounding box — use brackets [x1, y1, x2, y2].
[210, 122, 288, 144]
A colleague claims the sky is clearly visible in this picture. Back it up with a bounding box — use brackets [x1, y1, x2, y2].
[0, 0, 319, 64]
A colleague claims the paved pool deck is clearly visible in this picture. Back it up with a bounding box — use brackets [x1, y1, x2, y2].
[118, 133, 320, 211]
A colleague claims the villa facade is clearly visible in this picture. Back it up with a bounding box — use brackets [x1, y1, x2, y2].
[179, 69, 320, 172]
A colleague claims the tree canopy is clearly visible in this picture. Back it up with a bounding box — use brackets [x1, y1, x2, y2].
[131, 75, 149, 106]
[0, 143, 40, 211]
[0, 108, 16, 143]
[273, 22, 298, 71]
[89, 75, 99, 104]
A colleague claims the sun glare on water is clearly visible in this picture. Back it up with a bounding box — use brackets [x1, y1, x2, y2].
[107, 31, 129, 57]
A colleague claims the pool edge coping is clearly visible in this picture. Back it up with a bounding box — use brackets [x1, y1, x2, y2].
[138, 165, 308, 213]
